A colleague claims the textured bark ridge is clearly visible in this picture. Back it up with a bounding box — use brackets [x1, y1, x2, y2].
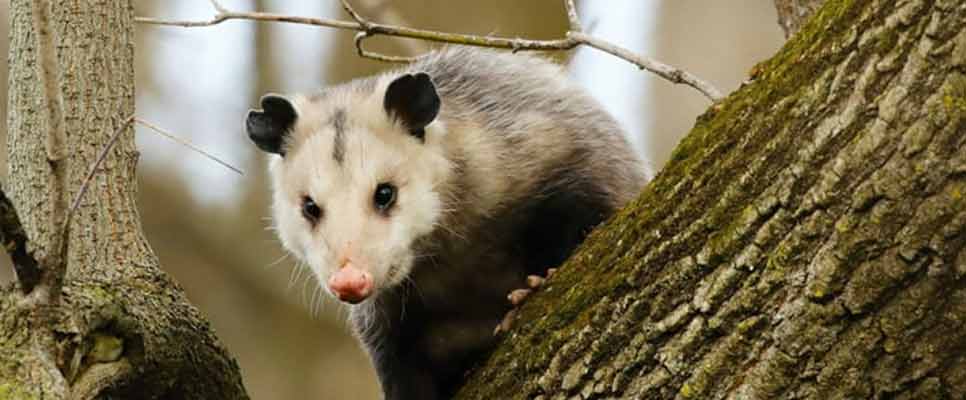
[0, 1, 248, 398]
[774, 0, 826, 38]
[457, 0, 966, 398]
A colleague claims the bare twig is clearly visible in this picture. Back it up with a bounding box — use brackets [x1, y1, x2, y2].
[64, 116, 243, 244]
[341, 0, 421, 62]
[358, 0, 427, 57]
[208, 0, 228, 14]
[354, 32, 421, 63]
[564, 0, 583, 32]
[340, 0, 368, 28]
[136, 0, 724, 101]
[137, 6, 566, 47]
[64, 116, 136, 238]
[134, 118, 244, 176]
[0, 189, 41, 293]
[568, 32, 725, 100]
[136, 8, 359, 30]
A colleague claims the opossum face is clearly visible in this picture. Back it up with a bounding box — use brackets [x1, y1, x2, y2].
[248, 74, 449, 304]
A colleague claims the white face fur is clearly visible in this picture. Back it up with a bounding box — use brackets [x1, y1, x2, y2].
[262, 75, 452, 303]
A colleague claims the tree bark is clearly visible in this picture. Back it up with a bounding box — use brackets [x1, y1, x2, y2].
[1, 1, 248, 398]
[457, 0, 966, 398]
[3, 1, 964, 399]
[773, 0, 825, 38]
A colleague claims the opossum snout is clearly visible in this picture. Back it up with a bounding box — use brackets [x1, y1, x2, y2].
[328, 263, 374, 304]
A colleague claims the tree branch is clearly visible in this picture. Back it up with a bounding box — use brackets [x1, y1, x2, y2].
[64, 116, 136, 237]
[339, 0, 420, 63]
[133, 118, 244, 175]
[356, 0, 427, 57]
[65, 116, 243, 239]
[339, 0, 367, 29]
[564, 0, 582, 32]
[0, 188, 41, 293]
[30, 0, 69, 302]
[30, 0, 66, 162]
[568, 32, 725, 100]
[136, 0, 724, 102]
[353, 31, 420, 63]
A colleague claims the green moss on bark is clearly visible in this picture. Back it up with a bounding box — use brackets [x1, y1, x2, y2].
[456, 0, 966, 398]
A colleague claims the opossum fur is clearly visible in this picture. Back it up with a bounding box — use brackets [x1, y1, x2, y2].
[246, 47, 649, 400]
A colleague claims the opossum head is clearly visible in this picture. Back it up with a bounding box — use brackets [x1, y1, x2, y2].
[247, 73, 450, 305]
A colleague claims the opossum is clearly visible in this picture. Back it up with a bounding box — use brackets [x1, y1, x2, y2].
[247, 47, 648, 400]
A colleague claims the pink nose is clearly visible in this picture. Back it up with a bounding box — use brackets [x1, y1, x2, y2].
[327, 263, 374, 304]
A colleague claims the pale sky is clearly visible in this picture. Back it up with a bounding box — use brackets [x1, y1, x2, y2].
[571, 0, 658, 163]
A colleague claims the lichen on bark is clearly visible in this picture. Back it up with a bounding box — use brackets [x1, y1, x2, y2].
[457, 0, 966, 398]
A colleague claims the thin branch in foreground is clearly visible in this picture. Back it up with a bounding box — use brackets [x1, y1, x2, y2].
[134, 118, 244, 176]
[0, 189, 41, 293]
[341, 0, 421, 63]
[568, 32, 725, 100]
[136, 1, 724, 102]
[564, 0, 583, 32]
[65, 117, 243, 246]
[353, 32, 421, 63]
[207, 0, 228, 14]
[64, 116, 136, 238]
[339, 0, 368, 29]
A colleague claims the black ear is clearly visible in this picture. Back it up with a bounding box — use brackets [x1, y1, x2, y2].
[247, 94, 297, 156]
[383, 73, 440, 141]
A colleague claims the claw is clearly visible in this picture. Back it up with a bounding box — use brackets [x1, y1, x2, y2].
[494, 309, 519, 335]
[508, 288, 532, 306]
[495, 268, 560, 335]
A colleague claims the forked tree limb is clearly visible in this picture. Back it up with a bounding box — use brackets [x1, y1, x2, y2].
[0, 188, 41, 292]
[66, 116, 243, 242]
[28, 0, 68, 303]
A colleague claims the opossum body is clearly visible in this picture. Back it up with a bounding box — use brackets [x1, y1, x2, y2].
[247, 47, 648, 399]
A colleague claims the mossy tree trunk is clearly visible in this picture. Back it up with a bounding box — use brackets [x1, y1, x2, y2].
[774, 0, 826, 38]
[457, 0, 966, 398]
[0, 1, 248, 398]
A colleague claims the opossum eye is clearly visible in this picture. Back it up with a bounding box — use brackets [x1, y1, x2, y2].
[301, 196, 322, 223]
[373, 183, 397, 213]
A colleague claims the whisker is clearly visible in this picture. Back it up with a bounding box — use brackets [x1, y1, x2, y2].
[300, 268, 314, 313]
[316, 285, 327, 318]
[287, 261, 303, 290]
[267, 253, 290, 268]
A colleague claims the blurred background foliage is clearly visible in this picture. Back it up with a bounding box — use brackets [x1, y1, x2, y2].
[1, 1, 782, 398]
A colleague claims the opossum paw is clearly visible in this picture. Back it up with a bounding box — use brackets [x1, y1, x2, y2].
[494, 309, 518, 335]
[494, 268, 559, 335]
